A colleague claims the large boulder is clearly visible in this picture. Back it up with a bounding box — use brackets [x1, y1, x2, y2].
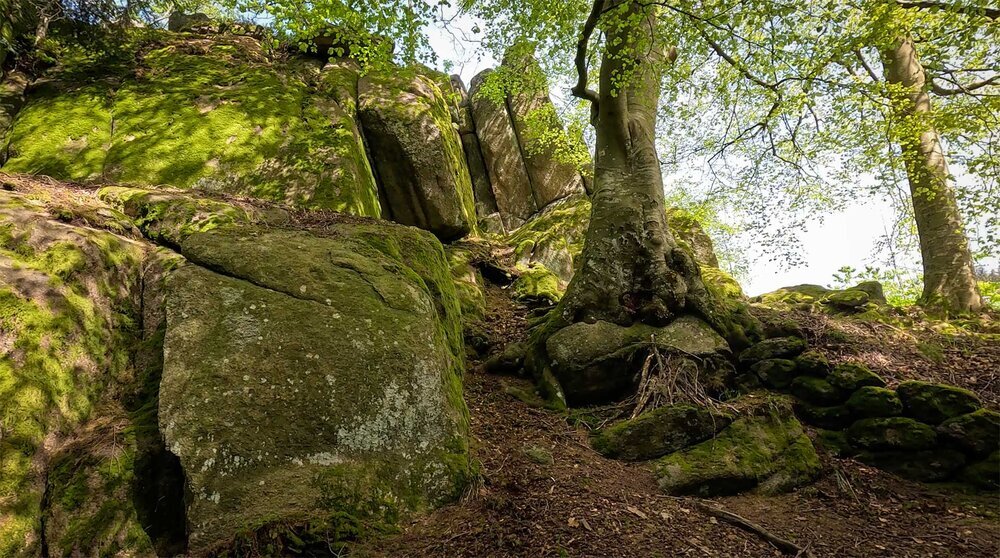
[158, 220, 472, 553]
[2, 34, 383, 217]
[358, 66, 476, 240]
[468, 69, 537, 229]
[897, 381, 982, 425]
[545, 316, 731, 405]
[592, 404, 732, 461]
[0, 189, 150, 556]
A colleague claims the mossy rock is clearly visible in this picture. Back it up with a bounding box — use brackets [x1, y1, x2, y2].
[591, 404, 733, 462]
[847, 417, 937, 451]
[446, 245, 487, 320]
[4, 34, 382, 216]
[358, 64, 476, 240]
[858, 450, 966, 483]
[750, 358, 798, 389]
[484, 342, 527, 375]
[794, 402, 855, 430]
[754, 284, 830, 305]
[738, 336, 807, 365]
[654, 396, 821, 496]
[936, 409, 1000, 457]
[790, 376, 846, 406]
[513, 263, 563, 304]
[822, 289, 870, 309]
[544, 316, 730, 405]
[158, 222, 472, 553]
[828, 363, 885, 392]
[846, 386, 903, 419]
[897, 381, 982, 425]
[508, 193, 589, 285]
[794, 350, 831, 377]
[0, 191, 146, 556]
[959, 451, 999, 490]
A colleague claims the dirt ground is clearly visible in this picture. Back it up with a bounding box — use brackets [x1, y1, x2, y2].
[358, 287, 1000, 558]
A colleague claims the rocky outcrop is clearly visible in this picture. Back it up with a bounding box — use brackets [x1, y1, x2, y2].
[468, 69, 537, 229]
[358, 66, 477, 240]
[102, 187, 473, 553]
[501, 46, 586, 207]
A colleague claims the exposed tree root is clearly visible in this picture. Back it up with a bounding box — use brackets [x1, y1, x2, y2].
[694, 501, 818, 558]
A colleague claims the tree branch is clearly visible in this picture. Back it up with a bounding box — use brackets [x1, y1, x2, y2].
[896, 1, 1000, 20]
[929, 74, 1000, 96]
[573, 0, 605, 123]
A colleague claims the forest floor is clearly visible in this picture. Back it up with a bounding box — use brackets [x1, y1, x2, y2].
[359, 282, 1000, 558]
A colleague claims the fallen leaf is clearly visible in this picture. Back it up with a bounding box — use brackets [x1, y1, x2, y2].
[568, 517, 579, 528]
[626, 505, 648, 520]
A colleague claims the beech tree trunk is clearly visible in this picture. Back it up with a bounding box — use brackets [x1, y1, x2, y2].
[882, 36, 983, 315]
[553, 2, 709, 329]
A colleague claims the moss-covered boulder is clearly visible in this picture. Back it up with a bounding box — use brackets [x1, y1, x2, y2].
[591, 404, 732, 462]
[897, 381, 982, 425]
[3, 34, 382, 216]
[513, 263, 562, 304]
[846, 386, 903, 419]
[754, 284, 831, 305]
[159, 221, 471, 553]
[738, 336, 807, 365]
[0, 191, 148, 556]
[858, 450, 966, 483]
[936, 409, 1000, 457]
[794, 349, 831, 378]
[790, 376, 846, 406]
[750, 358, 798, 389]
[667, 208, 720, 268]
[654, 397, 820, 496]
[847, 417, 937, 451]
[960, 451, 999, 490]
[508, 194, 589, 286]
[828, 362, 885, 392]
[815, 429, 856, 457]
[358, 65, 476, 240]
[446, 245, 487, 320]
[822, 289, 870, 309]
[545, 316, 730, 405]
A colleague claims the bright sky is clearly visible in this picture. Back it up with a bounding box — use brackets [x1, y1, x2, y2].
[423, 13, 990, 297]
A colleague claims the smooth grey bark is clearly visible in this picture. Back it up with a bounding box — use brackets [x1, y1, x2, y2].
[882, 36, 983, 315]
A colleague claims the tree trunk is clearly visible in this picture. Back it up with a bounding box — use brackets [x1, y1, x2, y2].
[553, 2, 707, 329]
[882, 36, 982, 315]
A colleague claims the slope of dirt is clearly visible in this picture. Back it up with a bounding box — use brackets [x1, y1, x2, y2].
[358, 287, 1000, 558]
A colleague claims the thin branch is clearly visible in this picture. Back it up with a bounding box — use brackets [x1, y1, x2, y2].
[854, 49, 880, 83]
[694, 501, 818, 557]
[896, 1, 1000, 20]
[573, 0, 605, 122]
[930, 74, 1000, 96]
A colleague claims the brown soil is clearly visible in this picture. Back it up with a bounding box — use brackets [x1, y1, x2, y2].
[358, 286, 1000, 558]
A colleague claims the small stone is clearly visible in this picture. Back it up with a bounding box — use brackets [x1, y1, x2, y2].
[847, 417, 937, 451]
[794, 350, 831, 377]
[738, 337, 807, 365]
[790, 376, 846, 406]
[936, 409, 1000, 457]
[846, 386, 903, 419]
[751, 359, 798, 389]
[524, 445, 554, 465]
[827, 363, 885, 392]
[897, 381, 982, 425]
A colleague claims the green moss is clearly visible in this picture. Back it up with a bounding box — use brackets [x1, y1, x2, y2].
[897, 380, 982, 425]
[508, 194, 589, 283]
[790, 376, 846, 406]
[513, 263, 562, 304]
[654, 397, 820, 496]
[2, 82, 112, 180]
[828, 362, 885, 392]
[592, 404, 732, 461]
[847, 417, 937, 451]
[846, 386, 903, 419]
[3, 33, 381, 217]
[0, 200, 145, 556]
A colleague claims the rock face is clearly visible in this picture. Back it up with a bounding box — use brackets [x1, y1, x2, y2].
[358, 66, 477, 240]
[501, 47, 586, 207]
[468, 70, 537, 229]
[102, 190, 473, 553]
